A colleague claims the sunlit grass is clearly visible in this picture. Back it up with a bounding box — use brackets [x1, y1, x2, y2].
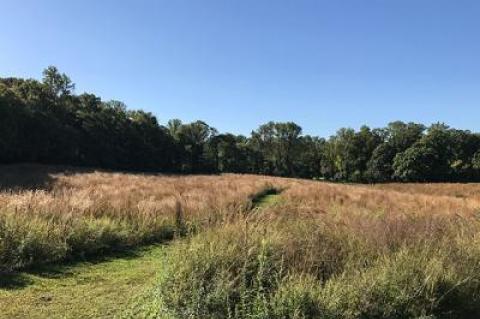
[144, 179, 480, 318]
[0, 166, 287, 271]
[4, 165, 480, 318]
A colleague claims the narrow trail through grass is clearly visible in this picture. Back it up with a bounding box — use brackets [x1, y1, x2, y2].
[0, 245, 168, 319]
[254, 193, 282, 208]
[0, 188, 282, 319]
[251, 187, 283, 209]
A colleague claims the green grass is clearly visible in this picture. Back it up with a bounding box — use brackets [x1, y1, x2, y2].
[251, 187, 282, 209]
[0, 244, 168, 319]
[145, 220, 480, 319]
[254, 193, 282, 208]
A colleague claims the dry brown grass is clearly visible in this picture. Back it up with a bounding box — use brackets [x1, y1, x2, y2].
[372, 182, 480, 199]
[1, 172, 280, 224]
[279, 181, 480, 217]
[5, 165, 480, 317]
[0, 165, 289, 271]
[261, 180, 480, 260]
[156, 179, 480, 318]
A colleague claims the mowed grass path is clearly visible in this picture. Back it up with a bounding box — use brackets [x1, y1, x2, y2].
[254, 193, 282, 208]
[0, 190, 282, 319]
[0, 245, 168, 319]
[252, 187, 283, 209]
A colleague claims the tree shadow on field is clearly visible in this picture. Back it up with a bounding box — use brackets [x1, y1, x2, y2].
[0, 272, 34, 290]
[250, 186, 283, 208]
[0, 163, 173, 192]
[0, 163, 96, 191]
[0, 244, 164, 290]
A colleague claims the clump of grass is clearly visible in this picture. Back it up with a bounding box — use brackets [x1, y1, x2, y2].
[0, 213, 68, 271]
[155, 215, 375, 318]
[319, 246, 480, 318]
[0, 211, 175, 271]
[156, 222, 284, 318]
[154, 216, 480, 318]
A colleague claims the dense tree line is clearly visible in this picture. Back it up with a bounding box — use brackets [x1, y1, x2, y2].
[2, 67, 480, 182]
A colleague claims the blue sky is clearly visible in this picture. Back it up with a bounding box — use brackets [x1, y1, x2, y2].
[1, 0, 479, 137]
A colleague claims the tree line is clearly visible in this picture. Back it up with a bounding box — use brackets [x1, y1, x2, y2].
[2, 66, 480, 183]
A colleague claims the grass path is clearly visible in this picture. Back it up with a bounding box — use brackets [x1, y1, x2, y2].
[124, 189, 285, 319]
[0, 245, 168, 319]
[0, 189, 283, 319]
[252, 187, 283, 209]
[254, 193, 282, 208]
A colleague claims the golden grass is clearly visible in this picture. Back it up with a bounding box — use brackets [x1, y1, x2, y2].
[1, 172, 279, 223]
[150, 178, 480, 318]
[279, 181, 480, 216]
[4, 165, 480, 317]
[0, 165, 288, 271]
[372, 182, 480, 199]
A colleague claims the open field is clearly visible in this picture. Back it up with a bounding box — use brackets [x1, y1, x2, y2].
[0, 165, 284, 272]
[3, 2, 479, 318]
[2, 166, 480, 318]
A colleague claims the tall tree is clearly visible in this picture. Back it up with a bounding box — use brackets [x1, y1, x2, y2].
[366, 122, 425, 182]
[250, 122, 303, 176]
[3, 67, 480, 183]
[177, 121, 217, 173]
[42, 66, 75, 97]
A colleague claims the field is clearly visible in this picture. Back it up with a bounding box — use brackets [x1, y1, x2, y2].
[2, 166, 480, 318]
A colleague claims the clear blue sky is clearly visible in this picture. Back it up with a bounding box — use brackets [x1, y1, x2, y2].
[1, 0, 479, 137]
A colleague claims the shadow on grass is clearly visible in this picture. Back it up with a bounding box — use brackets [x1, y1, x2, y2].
[0, 243, 167, 290]
[0, 163, 210, 192]
[0, 163, 98, 191]
[250, 186, 283, 208]
[0, 272, 34, 290]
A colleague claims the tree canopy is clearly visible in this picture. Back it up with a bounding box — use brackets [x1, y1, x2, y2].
[2, 67, 480, 182]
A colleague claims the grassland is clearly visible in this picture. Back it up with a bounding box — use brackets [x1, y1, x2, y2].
[0, 165, 283, 272]
[138, 180, 480, 318]
[2, 166, 480, 318]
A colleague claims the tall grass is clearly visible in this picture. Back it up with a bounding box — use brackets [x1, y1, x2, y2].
[5, 165, 480, 317]
[146, 181, 480, 318]
[0, 165, 285, 271]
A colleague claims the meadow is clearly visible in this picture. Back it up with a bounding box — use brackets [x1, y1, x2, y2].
[135, 180, 480, 318]
[0, 165, 283, 272]
[2, 166, 480, 318]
